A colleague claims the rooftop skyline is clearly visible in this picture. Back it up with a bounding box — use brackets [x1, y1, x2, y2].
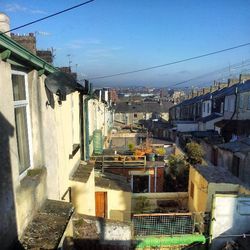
[1, 0, 250, 87]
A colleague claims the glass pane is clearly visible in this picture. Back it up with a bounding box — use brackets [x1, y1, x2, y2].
[12, 74, 26, 101]
[14, 107, 30, 174]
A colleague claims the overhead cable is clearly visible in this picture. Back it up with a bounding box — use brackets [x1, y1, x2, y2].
[89, 42, 250, 80]
[1, 0, 95, 34]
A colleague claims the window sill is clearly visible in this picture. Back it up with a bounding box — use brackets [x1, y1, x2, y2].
[69, 144, 80, 159]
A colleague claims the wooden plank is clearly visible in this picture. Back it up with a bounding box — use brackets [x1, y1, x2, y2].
[133, 212, 192, 217]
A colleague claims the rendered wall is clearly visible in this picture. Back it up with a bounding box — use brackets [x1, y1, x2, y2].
[0, 60, 19, 249]
[188, 166, 208, 213]
[210, 194, 250, 250]
[39, 81, 81, 200]
[70, 168, 95, 216]
[95, 186, 132, 222]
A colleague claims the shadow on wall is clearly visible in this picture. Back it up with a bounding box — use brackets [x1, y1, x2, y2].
[0, 112, 21, 249]
[63, 214, 133, 250]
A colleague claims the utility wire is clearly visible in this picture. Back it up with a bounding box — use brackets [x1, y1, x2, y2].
[1, 0, 94, 34]
[169, 60, 250, 88]
[89, 42, 250, 80]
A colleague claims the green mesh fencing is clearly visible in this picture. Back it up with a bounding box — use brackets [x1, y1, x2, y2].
[135, 234, 206, 249]
[133, 214, 194, 237]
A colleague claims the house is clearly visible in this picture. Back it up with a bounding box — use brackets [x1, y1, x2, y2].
[215, 80, 250, 141]
[114, 101, 173, 126]
[217, 138, 250, 185]
[188, 165, 241, 214]
[0, 14, 118, 249]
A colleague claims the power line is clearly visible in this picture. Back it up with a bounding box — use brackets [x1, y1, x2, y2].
[1, 0, 94, 34]
[169, 59, 250, 88]
[89, 42, 250, 80]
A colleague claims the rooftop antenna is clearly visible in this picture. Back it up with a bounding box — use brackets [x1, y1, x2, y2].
[67, 54, 72, 68]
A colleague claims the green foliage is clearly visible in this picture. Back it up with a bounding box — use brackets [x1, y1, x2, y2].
[128, 143, 135, 152]
[155, 147, 166, 155]
[165, 154, 189, 192]
[134, 196, 151, 214]
[185, 142, 204, 165]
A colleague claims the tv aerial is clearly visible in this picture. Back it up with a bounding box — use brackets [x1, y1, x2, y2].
[45, 71, 90, 104]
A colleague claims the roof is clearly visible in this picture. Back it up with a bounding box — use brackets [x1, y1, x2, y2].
[194, 165, 241, 184]
[0, 33, 57, 74]
[70, 163, 94, 183]
[197, 113, 222, 123]
[95, 171, 131, 192]
[218, 137, 250, 153]
[20, 199, 73, 249]
[238, 80, 250, 93]
[115, 101, 173, 113]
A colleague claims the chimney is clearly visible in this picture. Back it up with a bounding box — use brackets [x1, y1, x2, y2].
[227, 78, 231, 87]
[0, 13, 10, 36]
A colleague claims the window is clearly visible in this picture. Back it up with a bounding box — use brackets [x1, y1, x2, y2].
[134, 113, 138, 118]
[203, 103, 205, 112]
[207, 102, 210, 113]
[12, 71, 32, 175]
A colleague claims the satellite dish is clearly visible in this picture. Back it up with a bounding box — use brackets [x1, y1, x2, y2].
[45, 71, 89, 102]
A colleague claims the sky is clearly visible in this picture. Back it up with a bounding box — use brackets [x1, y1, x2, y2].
[1, 0, 250, 88]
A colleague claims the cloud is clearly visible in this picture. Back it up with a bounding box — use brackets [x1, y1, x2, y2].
[4, 3, 47, 14]
[84, 47, 123, 59]
[67, 38, 102, 49]
[4, 3, 27, 12]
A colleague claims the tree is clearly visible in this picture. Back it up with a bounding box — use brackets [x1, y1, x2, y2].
[185, 142, 204, 165]
[165, 154, 189, 192]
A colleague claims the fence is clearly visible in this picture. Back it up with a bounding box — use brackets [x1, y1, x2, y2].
[132, 213, 194, 237]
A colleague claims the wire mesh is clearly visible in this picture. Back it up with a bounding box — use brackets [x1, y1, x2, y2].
[133, 213, 194, 237]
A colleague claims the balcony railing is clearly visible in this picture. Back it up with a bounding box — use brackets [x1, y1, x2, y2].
[90, 154, 146, 171]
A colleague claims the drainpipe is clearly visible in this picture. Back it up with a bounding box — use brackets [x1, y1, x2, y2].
[83, 82, 93, 160]
[154, 166, 157, 192]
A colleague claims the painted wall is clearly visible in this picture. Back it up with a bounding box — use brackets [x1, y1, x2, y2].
[0, 63, 50, 246]
[188, 166, 208, 213]
[224, 94, 236, 119]
[0, 60, 21, 248]
[70, 168, 95, 216]
[210, 194, 250, 250]
[95, 186, 132, 222]
[202, 100, 212, 118]
[176, 122, 198, 132]
[188, 166, 240, 213]
[39, 82, 81, 200]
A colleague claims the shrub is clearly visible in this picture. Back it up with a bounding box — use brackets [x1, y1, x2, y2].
[185, 142, 204, 165]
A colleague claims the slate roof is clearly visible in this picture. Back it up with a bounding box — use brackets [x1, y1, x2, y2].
[20, 199, 73, 249]
[70, 163, 94, 183]
[218, 138, 250, 153]
[197, 113, 222, 123]
[238, 80, 250, 93]
[95, 171, 131, 192]
[194, 165, 241, 184]
[115, 101, 173, 113]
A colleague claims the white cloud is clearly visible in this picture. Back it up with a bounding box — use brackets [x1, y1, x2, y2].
[5, 3, 27, 12]
[4, 3, 47, 14]
[67, 38, 102, 49]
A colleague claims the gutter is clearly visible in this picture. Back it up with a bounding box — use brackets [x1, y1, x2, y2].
[84, 83, 94, 160]
[0, 33, 57, 74]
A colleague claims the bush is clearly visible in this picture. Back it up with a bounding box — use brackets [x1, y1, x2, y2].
[165, 154, 189, 192]
[185, 142, 204, 165]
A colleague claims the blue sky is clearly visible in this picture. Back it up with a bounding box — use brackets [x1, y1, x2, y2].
[1, 0, 250, 87]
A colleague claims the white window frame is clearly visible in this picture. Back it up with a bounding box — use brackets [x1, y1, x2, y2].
[12, 70, 33, 179]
